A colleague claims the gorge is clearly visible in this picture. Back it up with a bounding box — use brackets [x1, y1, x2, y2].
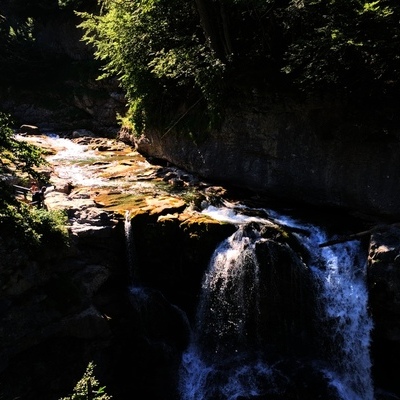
[2, 2, 400, 399]
[1, 133, 400, 400]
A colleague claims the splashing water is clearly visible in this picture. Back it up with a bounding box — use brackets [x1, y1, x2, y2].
[124, 210, 137, 284]
[179, 224, 282, 400]
[201, 204, 271, 226]
[196, 227, 262, 354]
[318, 241, 373, 400]
[47, 136, 98, 161]
[180, 205, 374, 400]
[45, 136, 111, 187]
[269, 211, 374, 400]
[180, 342, 279, 400]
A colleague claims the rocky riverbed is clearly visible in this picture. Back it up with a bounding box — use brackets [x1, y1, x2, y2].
[17, 131, 230, 235]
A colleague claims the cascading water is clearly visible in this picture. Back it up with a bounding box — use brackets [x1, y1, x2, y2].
[179, 223, 280, 400]
[179, 205, 374, 400]
[270, 212, 374, 400]
[45, 135, 110, 187]
[124, 210, 137, 283]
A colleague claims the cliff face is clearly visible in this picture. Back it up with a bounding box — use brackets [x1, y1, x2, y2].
[135, 94, 400, 220]
[368, 227, 400, 396]
[0, 6, 126, 137]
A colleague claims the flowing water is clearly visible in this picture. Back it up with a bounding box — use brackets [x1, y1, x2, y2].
[44, 134, 111, 187]
[179, 224, 280, 400]
[20, 133, 374, 399]
[124, 210, 137, 283]
[18, 133, 157, 190]
[179, 205, 373, 400]
[269, 211, 374, 400]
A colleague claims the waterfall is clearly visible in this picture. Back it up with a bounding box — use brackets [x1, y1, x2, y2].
[124, 210, 136, 283]
[179, 206, 374, 400]
[271, 213, 374, 400]
[179, 224, 278, 400]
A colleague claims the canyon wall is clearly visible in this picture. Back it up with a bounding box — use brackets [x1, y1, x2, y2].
[135, 94, 400, 220]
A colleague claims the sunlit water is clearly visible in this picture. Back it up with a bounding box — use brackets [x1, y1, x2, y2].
[19, 133, 155, 190]
[179, 224, 280, 400]
[179, 204, 373, 400]
[46, 135, 119, 187]
[269, 210, 374, 400]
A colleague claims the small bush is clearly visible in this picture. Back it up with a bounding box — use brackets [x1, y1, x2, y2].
[59, 361, 112, 400]
[0, 198, 70, 272]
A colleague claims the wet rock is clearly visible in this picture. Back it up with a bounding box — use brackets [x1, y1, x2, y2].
[72, 129, 95, 138]
[18, 124, 41, 135]
[368, 227, 400, 396]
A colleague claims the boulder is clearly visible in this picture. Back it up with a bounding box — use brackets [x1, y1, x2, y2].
[19, 124, 40, 135]
[368, 227, 400, 395]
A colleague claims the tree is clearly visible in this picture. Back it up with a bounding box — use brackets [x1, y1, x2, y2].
[77, 0, 226, 134]
[281, 0, 400, 100]
[59, 361, 112, 400]
[77, 0, 400, 135]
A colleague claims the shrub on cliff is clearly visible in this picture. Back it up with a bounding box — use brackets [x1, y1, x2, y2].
[1, 203, 69, 256]
[59, 361, 112, 400]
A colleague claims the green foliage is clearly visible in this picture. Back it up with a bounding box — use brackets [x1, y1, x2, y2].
[0, 113, 70, 269]
[59, 361, 112, 400]
[3, 0, 399, 137]
[77, 0, 400, 129]
[0, 113, 47, 194]
[0, 203, 70, 258]
[281, 0, 400, 98]
[77, 0, 226, 134]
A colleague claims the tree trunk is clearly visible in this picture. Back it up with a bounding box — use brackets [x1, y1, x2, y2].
[194, 0, 232, 59]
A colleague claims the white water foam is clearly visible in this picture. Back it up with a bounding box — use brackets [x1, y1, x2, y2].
[201, 204, 273, 226]
[45, 136, 111, 187]
[268, 211, 374, 400]
[181, 205, 374, 400]
[179, 224, 278, 400]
